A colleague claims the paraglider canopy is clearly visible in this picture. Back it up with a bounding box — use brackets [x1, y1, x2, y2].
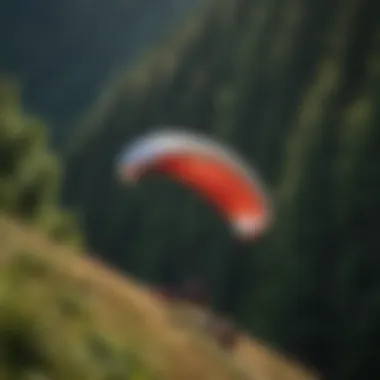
[116, 129, 273, 241]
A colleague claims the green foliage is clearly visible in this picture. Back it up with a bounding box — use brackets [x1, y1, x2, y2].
[0, 242, 157, 380]
[0, 77, 83, 247]
[0, 303, 153, 380]
[0, 310, 49, 378]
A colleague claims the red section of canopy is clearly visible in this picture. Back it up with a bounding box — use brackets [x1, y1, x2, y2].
[143, 153, 268, 224]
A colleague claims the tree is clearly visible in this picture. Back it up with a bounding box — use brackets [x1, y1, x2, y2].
[0, 77, 83, 246]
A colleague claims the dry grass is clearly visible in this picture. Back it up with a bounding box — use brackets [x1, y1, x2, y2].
[0, 217, 318, 380]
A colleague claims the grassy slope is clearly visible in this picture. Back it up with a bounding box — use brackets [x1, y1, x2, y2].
[0, 217, 317, 380]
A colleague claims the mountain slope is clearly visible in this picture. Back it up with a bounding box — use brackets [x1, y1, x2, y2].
[0, 217, 316, 380]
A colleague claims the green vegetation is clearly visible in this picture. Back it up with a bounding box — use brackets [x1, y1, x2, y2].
[0, 225, 155, 380]
[62, 0, 380, 379]
[0, 218, 314, 380]
[0, 77, 82, 246]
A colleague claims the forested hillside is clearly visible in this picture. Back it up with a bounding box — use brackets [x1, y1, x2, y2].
[62, 0, 380, 378]
[0, 0, 199, 147]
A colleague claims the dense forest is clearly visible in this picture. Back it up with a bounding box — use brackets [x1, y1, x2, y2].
[63, 0, 380, 378]
[0, 0, 199, 148]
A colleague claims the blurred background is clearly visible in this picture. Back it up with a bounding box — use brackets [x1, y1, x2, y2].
[0, 0, 379, 379]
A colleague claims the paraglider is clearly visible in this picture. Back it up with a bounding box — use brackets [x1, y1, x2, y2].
[116, 128, 272, 241]
[116, 127, 274, 351]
